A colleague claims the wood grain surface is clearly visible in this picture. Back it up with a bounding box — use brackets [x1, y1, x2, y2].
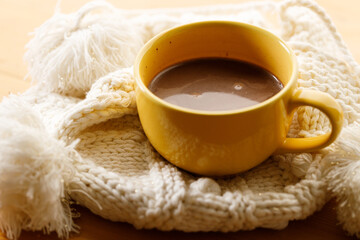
[0, 0, 359, 239]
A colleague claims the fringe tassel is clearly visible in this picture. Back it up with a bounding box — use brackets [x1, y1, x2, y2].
[24, 1, 144, 97]
[324, 122, 360, 238]
[0, 96, 79, 239]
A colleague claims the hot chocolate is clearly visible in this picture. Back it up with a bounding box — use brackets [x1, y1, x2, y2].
[148, 58, 283, 111]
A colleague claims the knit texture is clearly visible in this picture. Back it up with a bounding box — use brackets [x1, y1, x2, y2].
[1, 0, 360, 239]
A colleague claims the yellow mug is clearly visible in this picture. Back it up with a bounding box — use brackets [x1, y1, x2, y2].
[134, 21, 343, 176]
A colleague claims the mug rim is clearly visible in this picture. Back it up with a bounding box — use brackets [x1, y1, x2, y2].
[134, 20, 298, 116]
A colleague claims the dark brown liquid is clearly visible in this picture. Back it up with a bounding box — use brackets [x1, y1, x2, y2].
[148, 58, 283, 111]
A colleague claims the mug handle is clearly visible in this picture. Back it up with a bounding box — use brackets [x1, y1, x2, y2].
[275, 89, 343, 154]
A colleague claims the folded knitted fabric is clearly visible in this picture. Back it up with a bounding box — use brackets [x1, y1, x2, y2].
[1, 0, 360, 239]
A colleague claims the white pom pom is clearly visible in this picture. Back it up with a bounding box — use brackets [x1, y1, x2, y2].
[324, 122, 360, 237]
[0, 96, 78, 239]
[25, 1, 144, 97]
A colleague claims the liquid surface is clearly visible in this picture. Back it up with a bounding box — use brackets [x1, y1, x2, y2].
[148, 58, 283, 111]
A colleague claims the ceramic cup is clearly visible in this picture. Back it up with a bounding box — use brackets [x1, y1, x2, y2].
[134, 21, 343, 176]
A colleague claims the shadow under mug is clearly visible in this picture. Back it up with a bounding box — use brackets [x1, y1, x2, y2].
[134, 21, 343, 176]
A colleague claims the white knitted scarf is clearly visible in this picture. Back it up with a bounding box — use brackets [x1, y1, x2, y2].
[1, 0, 360, 239]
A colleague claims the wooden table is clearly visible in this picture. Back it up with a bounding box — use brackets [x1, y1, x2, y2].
[0, 0, 359, 239]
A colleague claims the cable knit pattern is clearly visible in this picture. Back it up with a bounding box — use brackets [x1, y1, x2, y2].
[1, 0, 360, 239]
